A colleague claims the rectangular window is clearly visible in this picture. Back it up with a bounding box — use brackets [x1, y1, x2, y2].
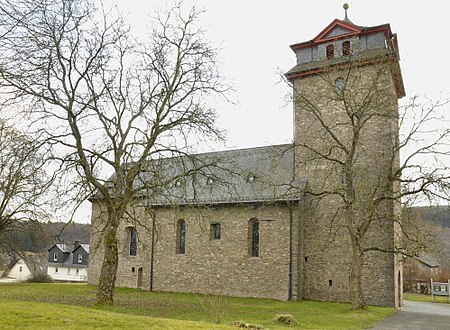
[210, 223, 221, 240]
[67, 268, 70, 274]
[248, 219, 260, 257]
[342, 41, 351, 56]
[76, 269, 79, 275]
[176, 220, 186, 254]
[326, 44, 334, 59]
[55, 267, 58, 273]
[78, 254, 82, 263]
[53, 253, 58, 261]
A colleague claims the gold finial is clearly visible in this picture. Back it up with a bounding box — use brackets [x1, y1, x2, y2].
[343, 3, 349, 20]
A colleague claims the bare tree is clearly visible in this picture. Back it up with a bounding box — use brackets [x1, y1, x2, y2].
[0, 119, 51, 253]
[287, 58, 450, 309]
[0, 0, 229, 304]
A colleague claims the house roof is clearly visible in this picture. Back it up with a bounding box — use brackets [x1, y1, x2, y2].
[416, 255, 440, 268]
[48, 243, 89, 254]
[129, 144, 305, 207]
[22, 254, 48, 276]
[73, 244, 89, 254]
[48, 243, 73, 253]
[289, 19, 393, 51]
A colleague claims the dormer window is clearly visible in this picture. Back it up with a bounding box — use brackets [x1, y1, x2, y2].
[326, 44, 334, 59]
[342, 41, 351, 56]
[53, 253, 58, 261]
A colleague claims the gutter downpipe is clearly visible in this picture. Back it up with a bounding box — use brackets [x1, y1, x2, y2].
[288, 203, 293, 300]
[147, 205, 156, 292]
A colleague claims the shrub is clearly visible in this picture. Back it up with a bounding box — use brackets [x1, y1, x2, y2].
[25, 274, 53, 283]
[271, 314, 299, 326]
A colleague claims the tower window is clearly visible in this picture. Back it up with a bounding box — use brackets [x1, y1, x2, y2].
[326, 44, 334, 59]
[248, 218, 260, 257]
[210, 223, 221, 240]
[342, 41, 351, 56]
[176, 219, 186, 254]
[77, 254, 83, 263]
[129, 227, 137, 256]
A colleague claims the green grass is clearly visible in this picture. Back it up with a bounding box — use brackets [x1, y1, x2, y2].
[0, 299, 230, 330]
[404, 292, 450, 304]
[0, 283, 394, 329]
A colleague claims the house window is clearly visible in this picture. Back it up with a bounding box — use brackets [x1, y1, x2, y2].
[53, 253, 58, 261]
[326, 44, 334, 59]
[176, 219, 186, 254]
[342, 41, 351, 56]
[76, 269, 79, 275]
[248, 218, 260, 257]
[67, 268, 70, 274]
[78, 254, 83, 263]
[55, 267, 59, 273]
[210, 223, 221, 240]
[19, 267, 22, 272]
[129, 227, 137, 256]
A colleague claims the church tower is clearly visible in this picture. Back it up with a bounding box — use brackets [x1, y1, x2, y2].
[286, 5, 404, 308]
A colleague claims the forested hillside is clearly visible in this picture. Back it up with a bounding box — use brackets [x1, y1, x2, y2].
[1, 221, 90, 254]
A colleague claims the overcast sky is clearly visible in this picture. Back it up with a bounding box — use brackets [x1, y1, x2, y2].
[104, 0, 450, 150]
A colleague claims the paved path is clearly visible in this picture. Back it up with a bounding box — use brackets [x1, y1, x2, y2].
[370, 300, 450, 329]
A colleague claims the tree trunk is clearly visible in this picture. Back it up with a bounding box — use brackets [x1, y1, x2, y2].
[96, 221, 119, 305]
[349, 238, 367, 309]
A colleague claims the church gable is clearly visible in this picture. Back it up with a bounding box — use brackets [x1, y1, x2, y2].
[313, 19, 362, 43]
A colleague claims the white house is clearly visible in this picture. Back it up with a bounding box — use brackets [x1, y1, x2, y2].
[47, 241, 89, 282]
[4, 253, 47, 281]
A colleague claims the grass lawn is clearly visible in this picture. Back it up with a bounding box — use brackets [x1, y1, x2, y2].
[0, 298, 230, 330]
[404, 292, 450, 304]
[0, 283, 394, 329]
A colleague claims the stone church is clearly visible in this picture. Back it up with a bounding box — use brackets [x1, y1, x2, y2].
[89, 11, 404, 308]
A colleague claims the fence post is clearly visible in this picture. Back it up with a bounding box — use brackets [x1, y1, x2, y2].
[448, 279, 450, 303]
[431, 278, 434, 302]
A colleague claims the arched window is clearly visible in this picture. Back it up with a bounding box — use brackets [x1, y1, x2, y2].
[129, 227, 137, 256]
[248, 218, 259, 257]
[176, 219, 186, 254]
[326, 44, 334, 59]
[342, 41, 351, 56]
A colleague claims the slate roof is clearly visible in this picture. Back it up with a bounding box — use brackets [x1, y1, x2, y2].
[53, 243, 73, 253]
[132, 144, 305, 207]
[75, 244, 89, 254]
[22, 254, 48, 276]
[416, 255, 440, 268]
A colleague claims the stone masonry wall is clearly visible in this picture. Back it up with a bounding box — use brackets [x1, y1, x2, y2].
[293, 62, 402, 307]
[89, 202, 301, 301]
